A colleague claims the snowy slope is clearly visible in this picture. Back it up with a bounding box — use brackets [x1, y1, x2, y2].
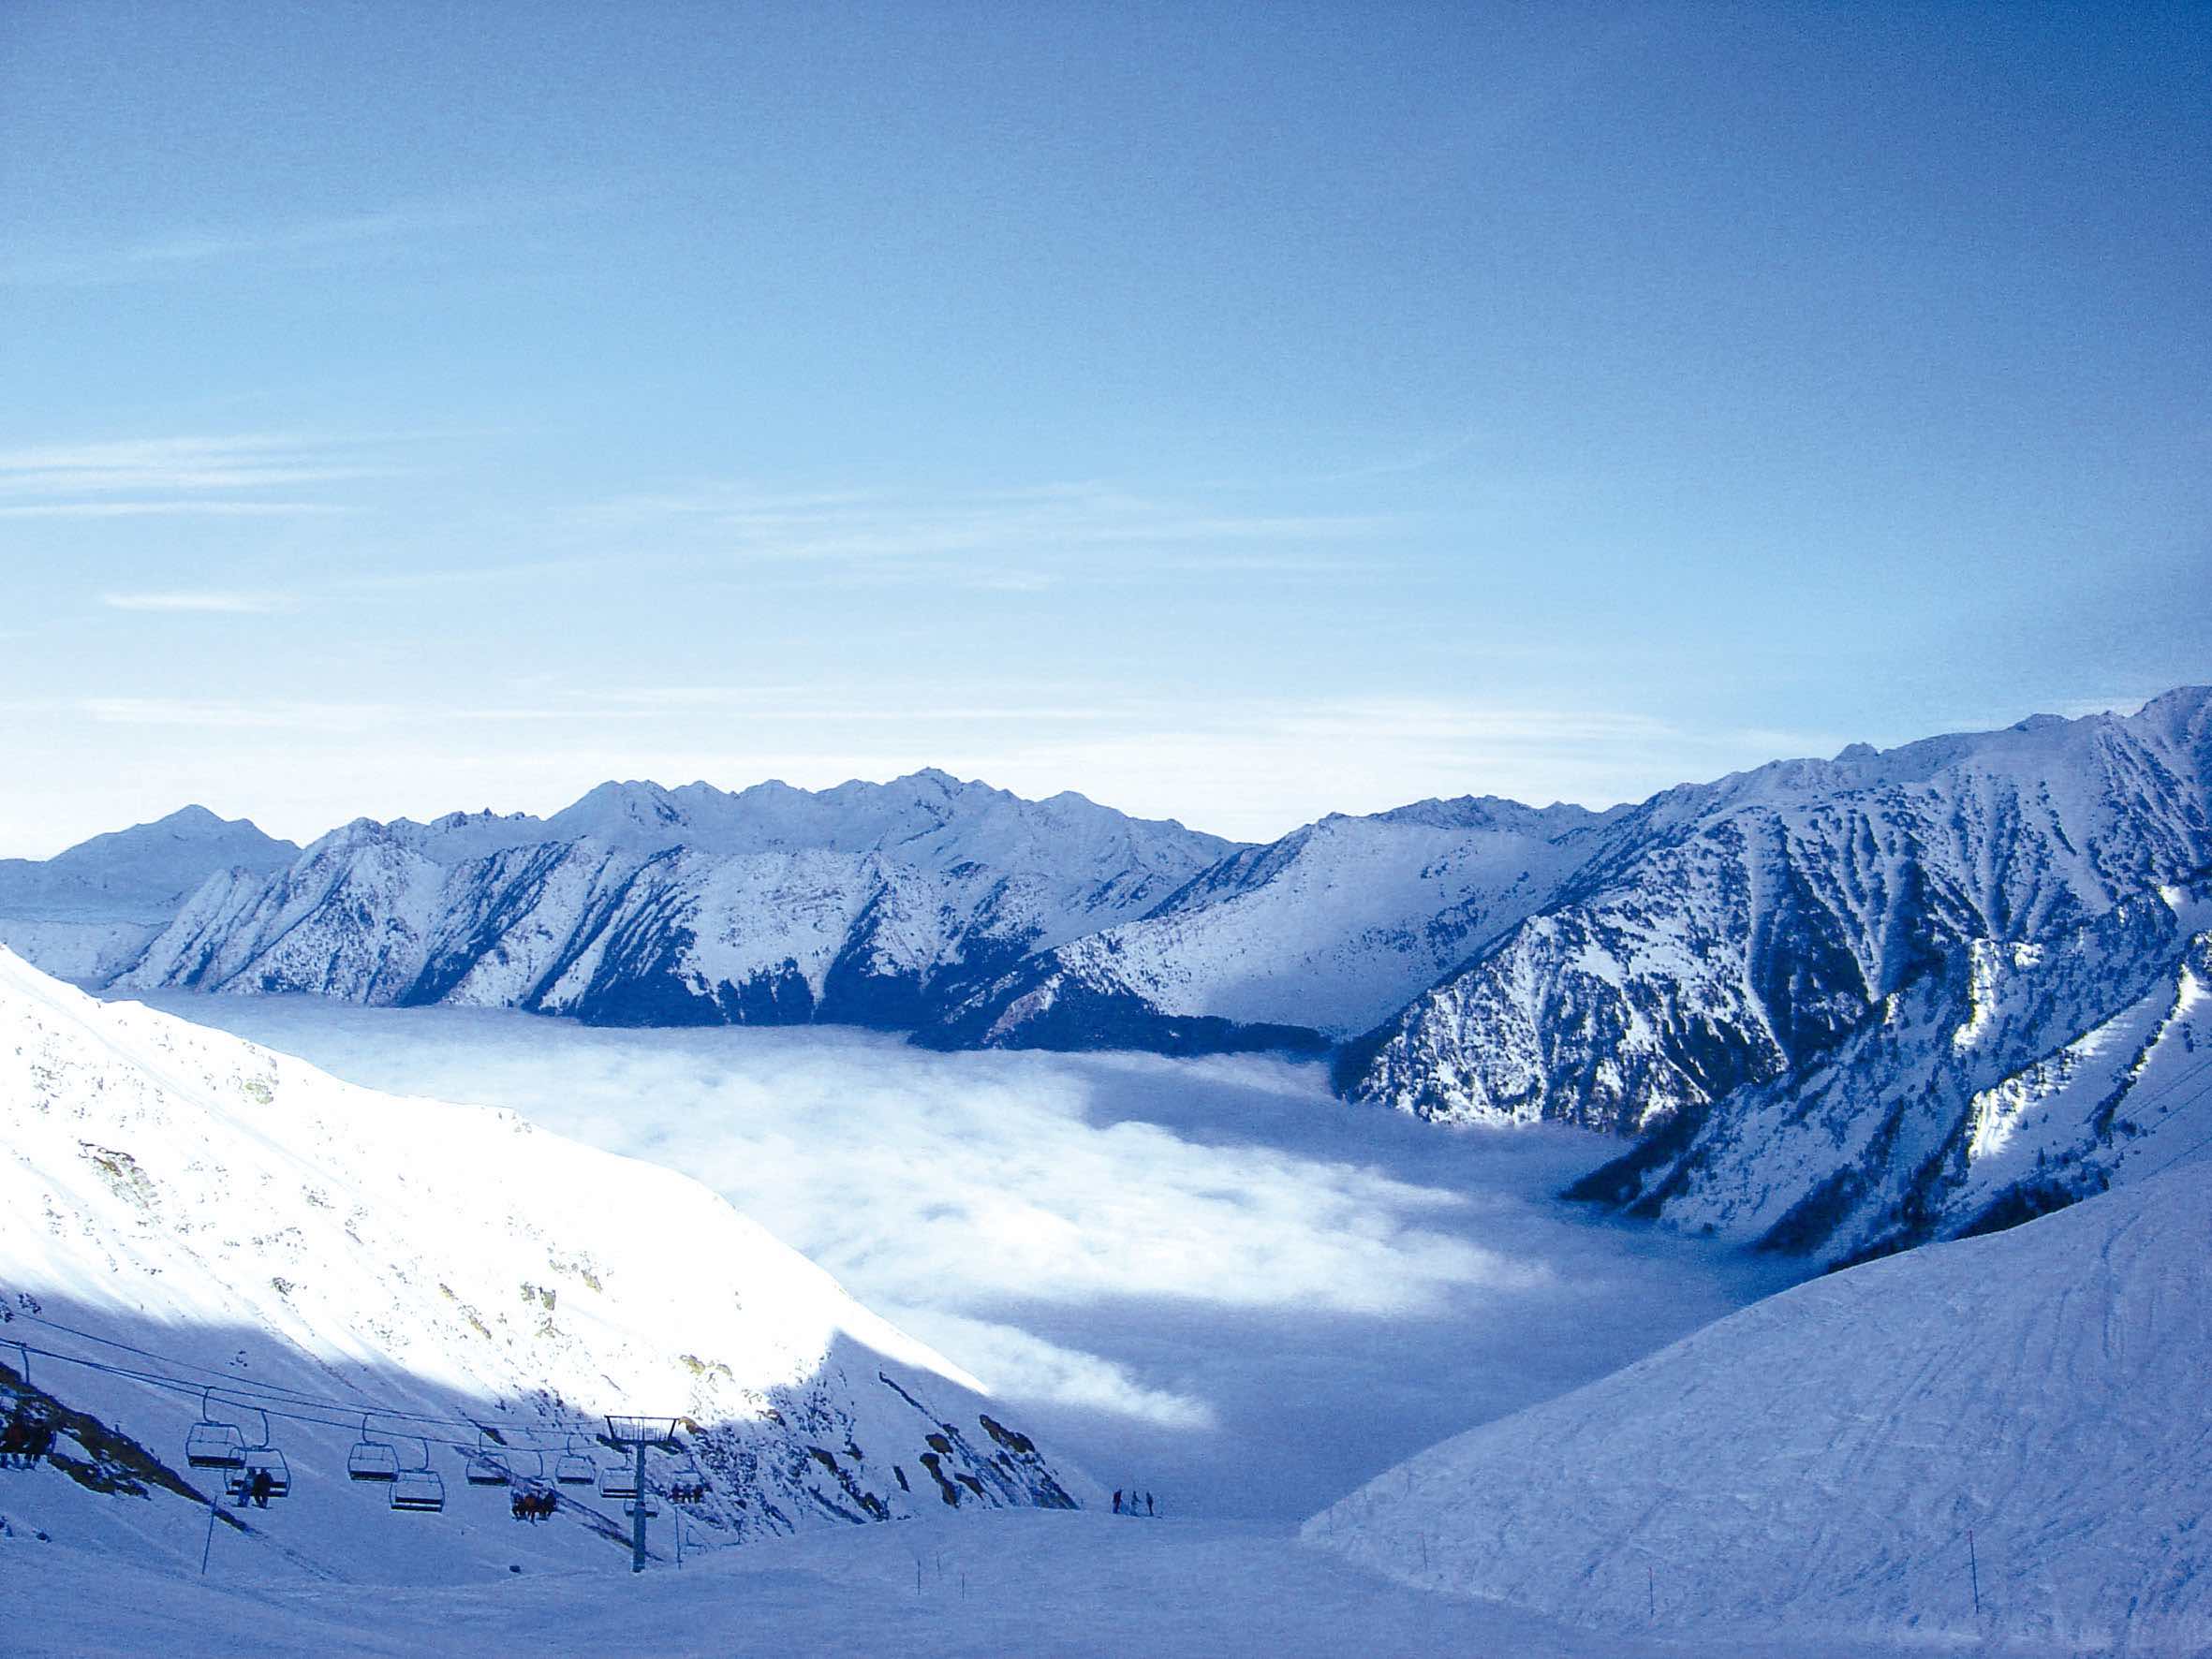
[115, 771, 1236, 1028]
[1569, 899, 2212, 1263]
[1350, 688, 2212, 1132]
[922, 799, 1625, 1051]
[0, 806, 296, 982]
[1307, 1167, 2212, 1652]
[7, 1509, 1965, 1659]
[0, 948, 1089, 1586]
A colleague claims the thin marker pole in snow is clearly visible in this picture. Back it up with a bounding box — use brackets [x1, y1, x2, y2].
[630, 1439, 649, 1574]
[199, 1486, 220, 1577]
[1968, 1527, 1981, 1616]
[1647, 1564, 1654, 1622]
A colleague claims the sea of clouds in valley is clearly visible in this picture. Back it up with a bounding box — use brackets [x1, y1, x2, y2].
[119, 990, 1795, 1519]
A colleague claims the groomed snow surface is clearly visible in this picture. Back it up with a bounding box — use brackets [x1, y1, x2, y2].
[1311, 1168, 2212, 1654]
[7, 1509, 2080, 1659]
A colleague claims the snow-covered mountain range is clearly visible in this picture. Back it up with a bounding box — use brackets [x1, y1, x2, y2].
[918, 797, 1627, 1053]
[1307, 1163, 2212, 1651]
[0, 805, 296, 983]
[0, 947, 1089, 1581]
[6, 688, 2207, 1265]
[113, 771, 1235, 1027]
[1349, 686, 2212, 1260]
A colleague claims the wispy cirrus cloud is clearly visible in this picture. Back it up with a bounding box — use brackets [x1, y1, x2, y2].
[101, 591, 300, 614]
[4, 193, 596, 288]
[0, 501, 346, 519]
[585, 479, 1403, 574]
[0, 433, 387, 520]
[80, 697, 401, 731]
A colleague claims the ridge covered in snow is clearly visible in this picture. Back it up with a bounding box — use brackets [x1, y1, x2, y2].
[0, 806, 297, 982]
[1306, 1166, 2212, 1651]
[1343, 686, 2212, 1257]
[0, 947, 1089, 1584]
[107, 771, 1237, 1028]
[920, 798, 1630, 1052]
[8, 694, 2211, 1264]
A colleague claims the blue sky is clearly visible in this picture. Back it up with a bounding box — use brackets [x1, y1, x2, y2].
[3, 2, 2206, 855]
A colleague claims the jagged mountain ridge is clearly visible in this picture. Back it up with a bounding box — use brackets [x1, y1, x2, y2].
[111, 770, 1239, 1026]
[0, 806, 297, 982]
[1565, 896, 2212, 1264]
[918, 797, 1634, 1053]
[0, 947, 1090, 1581]
[1346, 686, 2212, 1259]
[10, 695, 2212, 1268]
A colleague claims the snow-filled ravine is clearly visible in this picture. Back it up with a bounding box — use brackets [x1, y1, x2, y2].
[112, 991, 1802, 1523]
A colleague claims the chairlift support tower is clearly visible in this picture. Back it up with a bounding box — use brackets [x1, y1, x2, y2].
[605, 1415, 678, 1574]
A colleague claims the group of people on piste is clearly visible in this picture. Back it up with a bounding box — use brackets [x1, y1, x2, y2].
[1111, 1488, 1157, 1517]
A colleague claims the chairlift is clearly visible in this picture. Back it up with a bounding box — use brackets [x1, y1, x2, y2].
[464, 1429, 509, 1487]
[388, 1438, 445, 1514]
[1, 1344, 51, 1472]
[669, 1446, 709, 1506]
[347, 1417, 400, 1483]
[599, 1463, 641, 1501]
[511, 1449, 550, 1497]
[184, 1390, 246, 1471]
[553, 1435, 597, 1487]
[625, 1494, 661, 1519]
[222, 1409, 289, 1504]
[230, 1445, 291, 1502]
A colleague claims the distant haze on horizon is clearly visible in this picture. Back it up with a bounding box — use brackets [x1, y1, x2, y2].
[5, 3, 2205, 858]
[7, 687, 2187, 861]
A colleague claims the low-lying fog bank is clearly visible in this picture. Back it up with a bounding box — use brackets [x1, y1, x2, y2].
[120, 991, 1799, 1519]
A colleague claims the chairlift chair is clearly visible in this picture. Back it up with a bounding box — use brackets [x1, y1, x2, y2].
[599, 1464, 641, 1501]
[391, 1469, 446, 1513]
[388, 1438, 445, 1514]
[347, 1417, 400, 1483]
[230, 1445, 291, 1501]
[1, 1344, 52, 1472]
[465, 1430, 509, 1487]
[553, 1438, 596, 1487]
[184, 1392, 246, 1470]
[185, 1423, 246, 1469]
